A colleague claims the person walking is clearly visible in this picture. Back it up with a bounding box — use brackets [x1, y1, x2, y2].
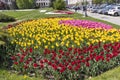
[75, 7, 78, 12]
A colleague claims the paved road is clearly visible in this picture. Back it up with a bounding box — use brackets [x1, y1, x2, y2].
[70, 9, 120, 26]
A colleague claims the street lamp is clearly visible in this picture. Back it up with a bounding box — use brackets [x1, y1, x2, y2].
[83, 0, 88, 17]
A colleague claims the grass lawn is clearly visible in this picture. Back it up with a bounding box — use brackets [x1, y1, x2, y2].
[88, 66, 120, 80]
[0, 8, 120, 29]
[0, 69, 44, 80]
[1, 8, 120, 80]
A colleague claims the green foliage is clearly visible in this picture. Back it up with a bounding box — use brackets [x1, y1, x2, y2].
[0, 29, 9, 67]
[0, 29, 8, 45]
[93, 0, 116, 4]
[89, 66, 120, 80]
[0, 69, 43, 80]
[53, 0, 66, 10]
[92, 0, 102, 4]
[51, 0, 56, 7]
[0, 13, 15, 22]
[16, 0, 34, 9]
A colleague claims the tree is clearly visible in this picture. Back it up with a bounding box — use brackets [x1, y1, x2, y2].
[108, 0, 116, 3]
[92, 0, 102, 4]
[51, 0, 56, 7]
[102, 0, 116, 4]
[16, 0, 34, 9]
[53, 0, 66, 10]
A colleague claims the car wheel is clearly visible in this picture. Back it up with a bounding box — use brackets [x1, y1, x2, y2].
[114, 12, 119, 16]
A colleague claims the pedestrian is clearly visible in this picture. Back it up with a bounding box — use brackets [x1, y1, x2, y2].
[83, 5, 88, 17]
[75, 7, 78, 12]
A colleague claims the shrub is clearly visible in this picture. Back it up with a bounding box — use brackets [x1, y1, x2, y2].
[0, 14, 15, 22]
[0, 13, 15, 22]
[53, 0, 66, 10]
[16, 0, 35, 9]
[0, 29, 9, 67]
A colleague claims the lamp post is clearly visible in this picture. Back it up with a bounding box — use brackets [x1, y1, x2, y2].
[83, 0, 88, 17]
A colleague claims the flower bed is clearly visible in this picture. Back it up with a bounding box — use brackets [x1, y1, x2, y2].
[11, 42, 120, 79]
[8, 18, 119, 50]
[59, 20, 113, 29]
[7, 18, 120, 79]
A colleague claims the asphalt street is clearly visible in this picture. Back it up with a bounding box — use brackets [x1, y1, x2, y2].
[70, 9, 120, 26]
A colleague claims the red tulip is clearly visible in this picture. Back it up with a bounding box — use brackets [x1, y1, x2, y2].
[68, 47, 72, 51]
[33, 63, 38, 68]
[52, 64, 58, 70]
[68, 65, 72, 70]
[48, 61, 52, 65]
[86, 62, 90, 67]
[21, 55, 25, 59]
[28, 57, 33, 61]
[79, 56, 84, 59]
[44, 59, 48, 63]
[58, 55, 62, 59]
[14, 62, 18, 65]
[19, 59, 24, 62]
[106, 58, 110, 62]
[25, 60, 29, 64]
[81, 59, 86, 63]
[29, 48, 33, 53]
[11, 56, 16, 60]
[40, 64, 44, 68]
[24, 65, 28, 69]
[40, 60, 44, 64]
[86, 57, 90, 61]
[74, 66, 79, 71]
[71, 61, 76, 65]
[16, 53, 21, 57]
[59, 50, 63, 53]
[59, 67, 66, 73]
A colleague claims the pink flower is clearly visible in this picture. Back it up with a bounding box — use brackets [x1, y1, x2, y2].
[59, 20, 112, 29]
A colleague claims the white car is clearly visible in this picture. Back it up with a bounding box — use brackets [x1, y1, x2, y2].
[108, 6, 120, 16]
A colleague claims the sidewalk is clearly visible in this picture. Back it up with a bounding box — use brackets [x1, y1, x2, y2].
[70, 9, 120, 26]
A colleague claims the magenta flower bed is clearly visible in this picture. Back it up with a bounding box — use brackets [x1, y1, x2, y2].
[59, 20, 113, 29]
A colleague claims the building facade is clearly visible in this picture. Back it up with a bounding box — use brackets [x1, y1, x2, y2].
[0, 0, 16, 9]
[0, 0, 51, 9]
[35, 0, 51, 8]
[66, 0, 92, 5]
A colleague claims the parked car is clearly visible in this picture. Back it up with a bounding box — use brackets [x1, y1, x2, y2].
[98, 5, 114, 14]
[89, 5, 101, 13]
[90, 7, 100, 13]
[108, 6, 120, 16]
